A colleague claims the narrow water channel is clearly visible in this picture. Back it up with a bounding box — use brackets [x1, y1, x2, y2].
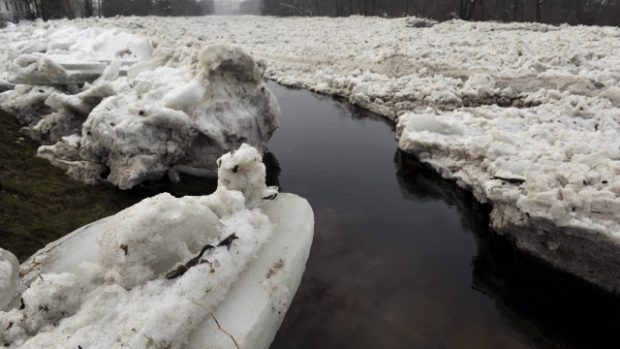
[263, 83, 620, 349]
[0, 82, 619, 348]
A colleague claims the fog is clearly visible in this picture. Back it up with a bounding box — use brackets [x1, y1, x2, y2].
[213, 0, 242, 15]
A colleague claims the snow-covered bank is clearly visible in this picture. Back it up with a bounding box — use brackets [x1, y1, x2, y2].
[0, 145, 314, 348]
[0, 16, 619, 291]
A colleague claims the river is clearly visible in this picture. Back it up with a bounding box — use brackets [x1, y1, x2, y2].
[0, 82, 618, 348]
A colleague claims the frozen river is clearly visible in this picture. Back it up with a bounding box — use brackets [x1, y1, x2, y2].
[1, 82, 619, 348]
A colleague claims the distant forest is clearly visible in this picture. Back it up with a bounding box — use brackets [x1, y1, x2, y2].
[24, 0, 215, 19]
[21, 0, 620, 27]
[255, 0, 620, 26]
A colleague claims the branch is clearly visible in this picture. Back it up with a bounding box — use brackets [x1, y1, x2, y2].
[210, 313, 240, 349]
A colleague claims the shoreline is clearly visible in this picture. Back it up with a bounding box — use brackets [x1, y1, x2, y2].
[1, 15, 619, 292]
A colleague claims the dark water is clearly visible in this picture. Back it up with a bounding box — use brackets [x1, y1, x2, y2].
[264, 83, 620, 349]
[1, 83, 620, 348]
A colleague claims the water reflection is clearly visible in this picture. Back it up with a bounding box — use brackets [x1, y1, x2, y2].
[268, 82, 524, 349]
[394, 150, 491, 234]
[269, 82, 620, 349]
[398, 151, 620, 348]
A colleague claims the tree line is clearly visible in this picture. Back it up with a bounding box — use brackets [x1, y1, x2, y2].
[15, 0, 620, 27]
[26, 0, 216, 20]
[255, 0, 620, 26]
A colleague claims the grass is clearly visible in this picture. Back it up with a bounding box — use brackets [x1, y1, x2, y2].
[0, 111, 142, 260]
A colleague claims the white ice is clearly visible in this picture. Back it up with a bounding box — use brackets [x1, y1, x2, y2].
[0, 249, 19, 311]
[0, 145, 314, 349]
[0, 26, 280, 189]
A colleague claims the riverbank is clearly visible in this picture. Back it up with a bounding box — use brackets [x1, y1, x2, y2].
[1, 15, 619, 292]
[0, 110, 132, 260]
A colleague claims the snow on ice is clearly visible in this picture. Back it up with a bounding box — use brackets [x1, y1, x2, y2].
[0, 26, 280, 189]
[1, 16, 620, 290]
[0, 145, 314, 349]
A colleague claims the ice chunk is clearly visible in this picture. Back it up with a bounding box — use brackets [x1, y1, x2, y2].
[0, 79, 14, 93]
[32, 45, 280, 189]
[0, 85, 58, 126]
[187, 193, 314, 349]
[9, 54, 69, 85]
[3, 145, 314, 349]
[98, 193, 223, 289]
[21, 273, 81, 334]
[6, 27, 153, 85]
[462, 74, 498, 97]
[398, 113, 464, 136]
[217, 144, 279, 208]
[1, 40, 280, 189]
[0, 249, 19, 311]
[599, 86, 620, 107]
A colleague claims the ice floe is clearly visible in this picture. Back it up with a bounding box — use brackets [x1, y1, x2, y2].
[0, 26, 279, 189]
[0, 145, 314, 348]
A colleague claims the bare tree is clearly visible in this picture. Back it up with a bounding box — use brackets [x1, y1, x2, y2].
[459, 0, 476, 20]
[257, 0, 620, 26]
[533, 0, 542, 21]
[84, 0, 93, 16]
